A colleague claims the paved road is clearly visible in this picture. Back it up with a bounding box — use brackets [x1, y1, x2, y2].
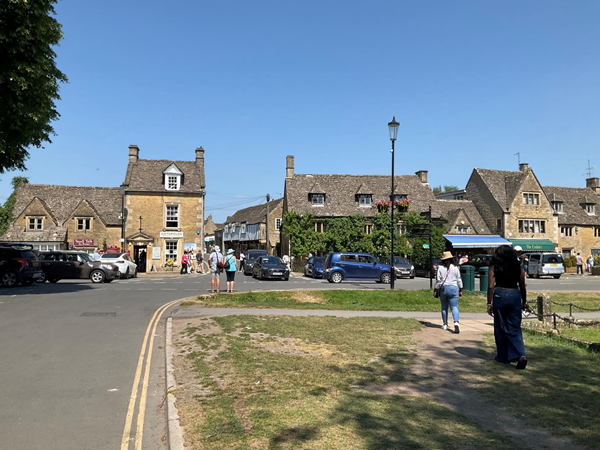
[1, 271, 599, 449]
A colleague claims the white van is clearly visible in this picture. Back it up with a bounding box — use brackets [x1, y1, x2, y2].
[524, 252, 564, 279]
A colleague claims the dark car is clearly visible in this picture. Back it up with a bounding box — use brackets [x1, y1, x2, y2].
[468, 254, 492, 272]
[0, 244, 44, 287]
[323, 252, 393, 284]
[304, 256, 326, 278]
[252, 256, 290, 280]
[381, 256, 415, 279]
[38, 251, 120, 283]
[244, 249, 269, 275]
[414, 258, 442, 278]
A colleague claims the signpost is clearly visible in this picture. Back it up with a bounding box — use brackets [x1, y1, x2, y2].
[422, 244, 430, 249]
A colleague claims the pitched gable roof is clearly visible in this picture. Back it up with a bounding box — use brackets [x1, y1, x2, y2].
[225, 198, 283, 225]
[432, 200, 491, 234]
[123, 159, 205, 193]
[473, 168, 526, 209]
[543, 186, 600, 225]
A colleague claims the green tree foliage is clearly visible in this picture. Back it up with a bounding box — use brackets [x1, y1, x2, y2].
[0, 176, 29, 235]
[323, 215, 374, 254]
[0, 0, 68, 173]
[281, 211, 324, 259]
[431, 185, 459, 195]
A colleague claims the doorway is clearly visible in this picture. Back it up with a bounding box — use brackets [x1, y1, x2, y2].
[134, 245, 148, 273]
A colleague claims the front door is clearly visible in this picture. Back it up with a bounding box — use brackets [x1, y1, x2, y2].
[134, 245, 147, 273]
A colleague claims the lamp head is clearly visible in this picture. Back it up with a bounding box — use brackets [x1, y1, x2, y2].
[388, 116, 399, 141]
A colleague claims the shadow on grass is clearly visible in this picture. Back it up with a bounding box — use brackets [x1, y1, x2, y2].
[269, 426, 320, 449]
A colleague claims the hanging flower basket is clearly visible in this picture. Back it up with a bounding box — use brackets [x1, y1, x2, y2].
[394, 200, 409, 213]
[375, 200, 391, 213]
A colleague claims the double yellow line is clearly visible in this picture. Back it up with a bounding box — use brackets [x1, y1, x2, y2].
[121, 299, 180, 450]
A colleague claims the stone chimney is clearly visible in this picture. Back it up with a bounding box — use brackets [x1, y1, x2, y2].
[128, 145, 139, 163]
[586, 177, 600, 194]
[519, 163, 529, 172]
[415, 170, 428, 184]
[195, 146, 204, 164]
[286, 155, 294, 178]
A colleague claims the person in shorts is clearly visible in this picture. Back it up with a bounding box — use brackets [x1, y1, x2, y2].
[224, 249, 238, 292]
[196, 249, 203, 273]
[209, 246, 223, 293]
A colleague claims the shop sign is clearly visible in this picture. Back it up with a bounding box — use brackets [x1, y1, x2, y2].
[152, 247, 161, 260]
[73, 238, 95, 247]
[160, 231, 183, 238]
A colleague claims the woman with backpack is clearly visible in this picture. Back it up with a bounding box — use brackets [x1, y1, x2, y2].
[224, 249, 238, 293]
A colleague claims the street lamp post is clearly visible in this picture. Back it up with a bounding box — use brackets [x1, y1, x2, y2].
[388, 116, 399, 289]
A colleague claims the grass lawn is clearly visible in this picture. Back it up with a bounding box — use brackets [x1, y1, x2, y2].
[560, 327, 600, 343]
[182, 289, 600, 314]
[479, 330, 600, 448]
[174, 316, 521, 450]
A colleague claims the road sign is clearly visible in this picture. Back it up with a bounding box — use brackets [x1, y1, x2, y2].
[422, 244, 430, 249]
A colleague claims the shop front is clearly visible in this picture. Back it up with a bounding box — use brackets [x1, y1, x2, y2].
[508, 239, 556, 252]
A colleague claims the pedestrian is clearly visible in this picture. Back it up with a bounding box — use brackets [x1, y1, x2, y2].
[180, 252, 188, 275]
[588, 255, 595, 275]
[93, 248, 101, 261]
[308, 251, 313, 259]
[282, 254, 291, 271]
[576, 252, 584, 275]
[434, 251, 463, 333]
[196, 249, 203, 273]
[224, 249, 238, 293]
[487, 245, 528, 370]
[459, 254, 468, 265]
[239, 250, 245, 273]
[209, 246, 223, 293]
[522, 255, 529, 275]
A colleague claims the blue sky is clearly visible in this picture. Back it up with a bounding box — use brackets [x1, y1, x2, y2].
[2, 0, 599, 222]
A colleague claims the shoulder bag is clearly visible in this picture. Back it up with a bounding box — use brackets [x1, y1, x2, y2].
[433, 265, 451, 298]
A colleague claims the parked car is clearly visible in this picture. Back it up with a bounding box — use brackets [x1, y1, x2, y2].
[39, 251, 120, 283]
[252, 256, 290, 280]
[323, 252, 393, 284]
[244, 249, 268, 275]
[380, 256, 415, 279]
[0, 244, 44, 287]
[467, 254, 492, 272]
[523, 252, 564, 279]
[304, 256, 326, 278]
[99, 253, 137, 278]
[413, 258, 442, 278]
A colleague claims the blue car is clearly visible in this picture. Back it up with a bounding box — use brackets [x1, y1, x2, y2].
[304, 256, 326, 278]
[323, 252, 393, 284]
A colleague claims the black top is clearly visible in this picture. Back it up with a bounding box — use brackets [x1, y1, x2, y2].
[492, 263, 519, 289]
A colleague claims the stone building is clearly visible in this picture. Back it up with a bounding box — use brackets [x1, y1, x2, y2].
[222, 198, 283, 255]
[1, 145, 206, 272]
[465, 164, 559, 251]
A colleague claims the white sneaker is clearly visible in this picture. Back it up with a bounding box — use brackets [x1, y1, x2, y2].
[442, 324, 449, 330]
[454, 322, 460, 334]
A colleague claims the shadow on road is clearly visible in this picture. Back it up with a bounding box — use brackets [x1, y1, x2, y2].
[0, 282, 98, 296]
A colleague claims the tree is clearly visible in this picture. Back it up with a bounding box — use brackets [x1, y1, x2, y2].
[281, 211, 324, 259]
[0, 176, 29, 235]
[432, 185, 459, 195]
[323, 215, 374, 254]
[0, 0, 68, 173]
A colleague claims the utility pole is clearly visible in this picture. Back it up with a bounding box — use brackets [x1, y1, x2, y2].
[266, 193, 270, 255]
[429, 205, 433, 290]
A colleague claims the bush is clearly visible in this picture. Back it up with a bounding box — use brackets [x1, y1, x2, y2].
[564, 257, 573, 268]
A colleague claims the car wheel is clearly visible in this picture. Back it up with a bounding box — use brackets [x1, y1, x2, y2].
[48, 278, 59, 283]
[2, 270, 20, 287]
[259, 271, 263, 280]
[124, 267, 130, 279]
[331, 272, 343, 283]
[284, 277, 289, 281]
[553, 275, 561, 279]
[381, 272, 392, 284]
[133, 268, 138, 278]
[90, 270, 106, 284]
[37, 272, 47, 283]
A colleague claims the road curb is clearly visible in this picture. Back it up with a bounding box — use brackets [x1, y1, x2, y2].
[165, 317, 184, 450]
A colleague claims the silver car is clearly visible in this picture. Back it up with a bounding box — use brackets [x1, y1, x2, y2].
[382, 256, 415, 279]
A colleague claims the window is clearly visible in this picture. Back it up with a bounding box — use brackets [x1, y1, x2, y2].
[561, 226, 573, 237]
[311, 194, 324, 206]
[393, 194, 407, 202]
[340, 254, 357, 262]
[166, 205, 179, 228]
[314, 222, 326, 233]
[457, 226, 469, 234]
[165, 241, 178, 263]
[275, 218, 282, 231]
[552, 202, 563, 213]
[595, 227, 600, 238]
[562, 250, 571, 259]
[77, 218, 91, 231]
[364, 224, 373, 234]
[28, 217, 43, 230]
[518, 219, 546, 234]
[496, 219, 502, 231]
[523, 193, 540, 205]
[455, 194, 464, 200]
[585, 204, 595, 215]
[165, 175, 180, 191]
[358, 194, 372, 207]
[592, 248, 600, 256]
[241, 223, 247, 234]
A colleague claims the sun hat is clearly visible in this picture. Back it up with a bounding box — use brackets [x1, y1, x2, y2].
[214, 246, 220, 252]
[514, 245, 523, 252]
[227, 249, 234, 254]
[441, 251, 454, 260]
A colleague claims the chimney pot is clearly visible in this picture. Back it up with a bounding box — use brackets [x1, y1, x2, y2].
[128, 145, 139, 163]
[519, 163, 529, 172]
[415, 170, 428, 184]
[195, 146, 204, 163]
[286, 155, 295, 178]
[586, 177, 600, 194]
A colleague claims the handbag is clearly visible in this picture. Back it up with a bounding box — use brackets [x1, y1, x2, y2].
[433, 265, 451, 298]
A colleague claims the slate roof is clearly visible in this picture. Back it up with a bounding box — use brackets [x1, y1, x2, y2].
[432, 200, 491, 234]
[542, 186, 600, 226]
[473, 168, 526, 209]
[225, 198, 283, 224]
[285, 174, 435, 217]
[1, 226, 68, 243]
[11, 184, 122, 225]
[123, 159, 205, 193]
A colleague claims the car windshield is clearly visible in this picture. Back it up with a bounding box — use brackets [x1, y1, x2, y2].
[312, 257, 325, 264]
[101, 253, 121, 259]
[261, 257, 283, 265]
[79, 253, 94, 263]
[392, 257, 409, 265]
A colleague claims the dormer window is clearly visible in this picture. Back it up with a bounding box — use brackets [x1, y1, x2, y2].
[163, 164, 183, 191]
[585, 204, 595, 215]
[552, 201, 563, 213]
[358, 194, 372, 207]
[310, 194, 325, 206]
[28, 217, 43, 231]
[240, 223, 246, 234]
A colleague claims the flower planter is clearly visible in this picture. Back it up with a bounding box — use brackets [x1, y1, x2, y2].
[377, 205, 390, 213]
[396, 206, 408, 213]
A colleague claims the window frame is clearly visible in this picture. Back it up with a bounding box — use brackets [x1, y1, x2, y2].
[165, 204, 179, 229]
[76, 218, 91, 231]
[275, 218, 282, 231]
[358, 194, 372, 207]
[552, 201, 564, 213]
[27, 217, 43, 231]
[523, 193, 540, 205]
[165, 175, 181, 191]
[392, 194, 407, 202]
[519, 219, 546, 234]
[585, 204, 595, 215]
[165, 240, 178, 263]
[310, 194, 325, 206]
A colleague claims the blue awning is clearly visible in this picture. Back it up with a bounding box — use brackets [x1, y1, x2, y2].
[443, 235, 512, 248]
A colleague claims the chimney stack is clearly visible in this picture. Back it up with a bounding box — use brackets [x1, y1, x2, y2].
[128, 145, 139, 163]
[195, 146, 204, 163]
[286, 155, 294, 178]
[415, 170, 428, 184]
[586, 177, 600, 194]
[519, 163, 529, 172]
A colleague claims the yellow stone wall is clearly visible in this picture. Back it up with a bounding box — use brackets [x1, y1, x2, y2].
[65, 201, 121, 250]
[557, 225, 600, 257]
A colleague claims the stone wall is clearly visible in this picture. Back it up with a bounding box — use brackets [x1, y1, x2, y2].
[465, 171, 504, 234]
[557, 225, 600, 257]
